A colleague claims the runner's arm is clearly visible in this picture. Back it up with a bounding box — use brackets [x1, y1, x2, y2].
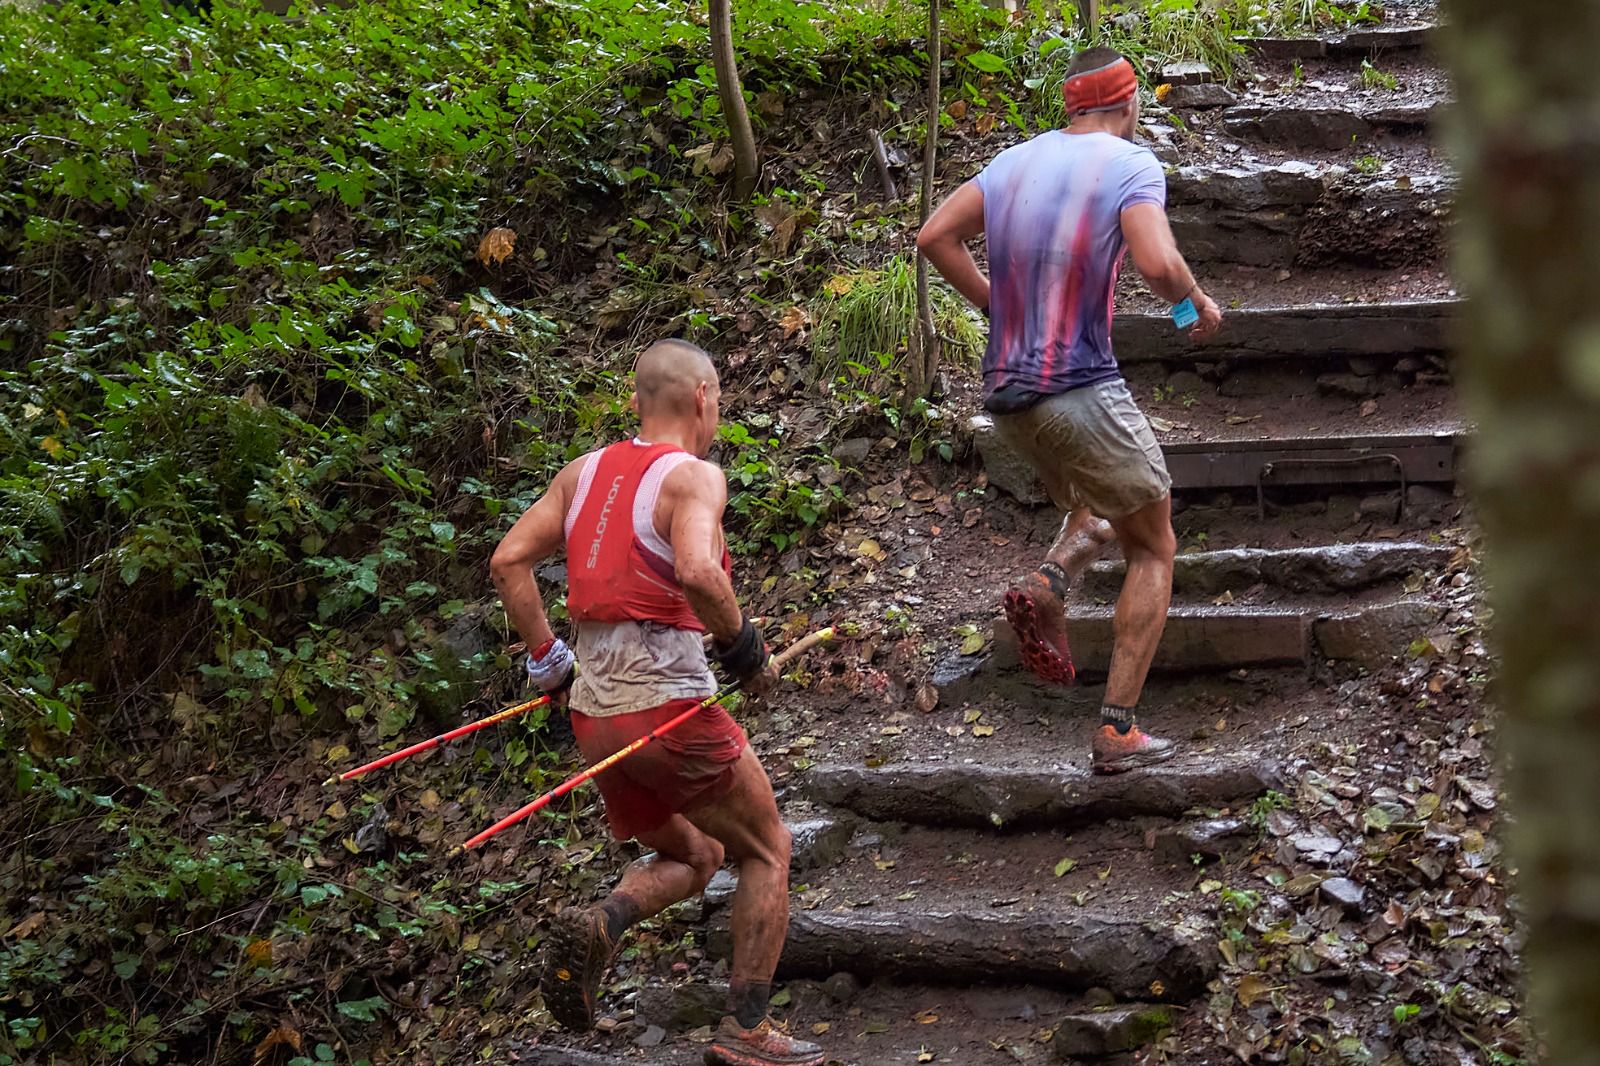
[916, 181, 991, 312]
[490, 459, 582, 651]
[1120, 203, 1222, 337]
[664, 460, 745, 645]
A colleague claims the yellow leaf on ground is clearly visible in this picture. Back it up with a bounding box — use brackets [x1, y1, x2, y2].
[915, 1009, 939, 1024]
[420, 789, 442, 810]
[324, 744, 350, 764]
[1155, 83, 1173, 102]
[972, 723, 996, 737]
[4, 912, 46, 940]
[476, 227, 516, 267]
[244, 938, 273, 968]
[812, 1022, 831, 1036]
[324, 801, 346, 820]
[1236, 974, 1275, 1007]
[779, 305, 809, 336]
[825, 273, 860, 297]
[253, 1023, 303, 1064]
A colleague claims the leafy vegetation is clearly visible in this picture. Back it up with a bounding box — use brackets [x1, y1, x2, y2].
[0, 0, 1353, 1059]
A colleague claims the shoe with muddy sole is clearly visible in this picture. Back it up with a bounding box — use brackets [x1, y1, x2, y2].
[1003, 572, 1077, 686]
[539, 906, 618, 1032]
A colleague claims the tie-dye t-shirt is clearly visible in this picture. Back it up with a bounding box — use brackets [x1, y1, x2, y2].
[975, 129, 1166, 401]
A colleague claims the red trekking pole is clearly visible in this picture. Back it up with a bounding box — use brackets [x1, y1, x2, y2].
[456, 626, 835, 853]
[325, 693, 553, 786]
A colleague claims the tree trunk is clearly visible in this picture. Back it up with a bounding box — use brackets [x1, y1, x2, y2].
[1444, 0, 1600, 1057]
[708, 0, 758, 200]
[910, 0, 942, 404]
[1075, 0, 1099, 40]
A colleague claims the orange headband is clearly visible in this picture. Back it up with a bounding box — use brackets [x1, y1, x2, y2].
[1062, 57, 1138, 115]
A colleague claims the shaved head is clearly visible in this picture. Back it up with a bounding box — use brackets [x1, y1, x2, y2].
[634, 339, 718, 418]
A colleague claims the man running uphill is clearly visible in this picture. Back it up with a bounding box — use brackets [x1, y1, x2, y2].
[489, 339, 823, 1066]
[917, 48, 1223, 773]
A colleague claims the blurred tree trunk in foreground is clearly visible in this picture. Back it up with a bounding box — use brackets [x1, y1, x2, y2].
[1444, 0, 1600, 1056]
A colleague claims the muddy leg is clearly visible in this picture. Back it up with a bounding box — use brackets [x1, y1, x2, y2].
[1105, 493, 1176, 708]
[1044, 508, 1117, 585]
[681, 747, 791, 1027]
[602, 816, 726, 938]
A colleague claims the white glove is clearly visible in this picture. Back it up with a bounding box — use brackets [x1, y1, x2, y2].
[525, 638, 576, 694]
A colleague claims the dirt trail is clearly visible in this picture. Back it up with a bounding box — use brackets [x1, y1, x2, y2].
[509, 6, 1521, 1064]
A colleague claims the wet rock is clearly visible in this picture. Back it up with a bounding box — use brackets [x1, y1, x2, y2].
[520, 1048, 638, 1066]
[709, 905, 1216, 1000]
[1256, 542, 1452, 593]
[803, 757, 1282, 830]
[1317, 372, 1378, 399]
[1053, 1004, 1174, 1058]
[1292, 831, 1344, 861]
[1238, 35, 1327, 60]
[1153, 816, 1252, 865]
[636, 982, 727, 1033]
[1224, 106, 1370, 151]
[1160, 60, 1214, 85]
[1115, 300, 1457, 364]
[1165, 83, 1237, 110]
[1059, 604, 1311, 672]
[704, 869, 738, 909]
[1314, 600, 1447, 665]
[1321, 877, 1368, 914]
[831, 437, 873, 463]
[1326, 22, 1437, 54]
[1082, 543, 1450, 600]
[969, 413, 1048, 505]
[1167, 161, 1326, 204]
[633, 1025, 666, 1048]
[790, 816, 856, 872]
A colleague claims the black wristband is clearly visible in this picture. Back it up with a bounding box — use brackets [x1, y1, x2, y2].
[713, 617, 769, 683]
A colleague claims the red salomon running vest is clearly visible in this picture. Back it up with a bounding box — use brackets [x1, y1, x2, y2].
[563, 439, 730, 631]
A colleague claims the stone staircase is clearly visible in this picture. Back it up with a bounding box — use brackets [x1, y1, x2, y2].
[517, 5, 1463, 1063]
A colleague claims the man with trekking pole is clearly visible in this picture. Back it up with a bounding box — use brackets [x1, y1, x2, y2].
[918, 47, 1223, 772]
[489, 339, 825, 1066]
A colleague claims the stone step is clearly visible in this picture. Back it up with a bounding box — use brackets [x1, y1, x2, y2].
[1240, 21, 1438, 60]
[1076, 541, 1451, 600]
[1162, 429, 1461, 490]
[1114, 298, 1458, 363]
[1223, 100, 1445, 151]
[802, 755, 1280, 830]
[995, 594, 1444, 674]
[1167, 166, 1452, 268]
[706, 900, 1217, 1001]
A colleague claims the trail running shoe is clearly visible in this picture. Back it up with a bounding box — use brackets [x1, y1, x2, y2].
[705, 1016, 825, 1066]
[539, 906, 618, 1032]
[1091, 724, 1178, 774]
[1002, 570, 1076, 686]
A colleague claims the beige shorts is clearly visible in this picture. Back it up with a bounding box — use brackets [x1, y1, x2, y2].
[993, 379, 1172, 520]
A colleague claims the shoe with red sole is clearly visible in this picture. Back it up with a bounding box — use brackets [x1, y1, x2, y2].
[704, 1016, 825, 1066]
[539, 906, 618, 1031]
[1091, 724, 1177, 774]
[1002, 570, 1076, 686]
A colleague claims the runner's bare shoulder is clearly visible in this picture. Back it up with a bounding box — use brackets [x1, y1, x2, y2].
[660, 455, 728, 510]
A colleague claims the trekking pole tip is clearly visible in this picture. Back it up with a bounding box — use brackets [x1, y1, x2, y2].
[322, 774, 340, 788]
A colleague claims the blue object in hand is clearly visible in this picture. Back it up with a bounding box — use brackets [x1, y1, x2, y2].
[1170, 297, 1199, 330]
